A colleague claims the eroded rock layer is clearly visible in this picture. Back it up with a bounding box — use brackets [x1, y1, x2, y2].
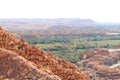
[0, 48, 60, 80]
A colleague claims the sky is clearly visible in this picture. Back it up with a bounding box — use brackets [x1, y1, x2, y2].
[0, 0, 120, 23]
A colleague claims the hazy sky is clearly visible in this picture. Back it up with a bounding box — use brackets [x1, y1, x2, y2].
[0, 0, 120, 22]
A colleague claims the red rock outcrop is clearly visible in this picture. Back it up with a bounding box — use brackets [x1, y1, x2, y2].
[0, 48, 60, 80]
[78, 48, 120, 80]
[0, 27, 90, 80]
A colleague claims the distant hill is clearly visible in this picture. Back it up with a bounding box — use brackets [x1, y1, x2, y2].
[0, 18, 96, 31]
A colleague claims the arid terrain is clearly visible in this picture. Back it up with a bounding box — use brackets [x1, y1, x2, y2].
[1, 0, 120, 79]
[0, 27, 90, 80]
[1, 18, 120, 80]
[78, 48, 120, 80]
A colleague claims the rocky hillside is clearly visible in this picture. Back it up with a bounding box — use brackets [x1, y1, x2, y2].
[77, 48, 120, 80]
[0, 27, 90, 80]
[0, 48, 60, 80]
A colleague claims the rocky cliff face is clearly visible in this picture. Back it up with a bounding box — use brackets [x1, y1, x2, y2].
[0, 48, 60, 80]
[0, 27, 90, 80]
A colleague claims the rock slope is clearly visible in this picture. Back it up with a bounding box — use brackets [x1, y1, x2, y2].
[0, 27, 90, 80]
[0, 48, 60, 80]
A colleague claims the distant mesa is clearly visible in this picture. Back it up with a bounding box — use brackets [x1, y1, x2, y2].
[0, 18, 96, 31]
